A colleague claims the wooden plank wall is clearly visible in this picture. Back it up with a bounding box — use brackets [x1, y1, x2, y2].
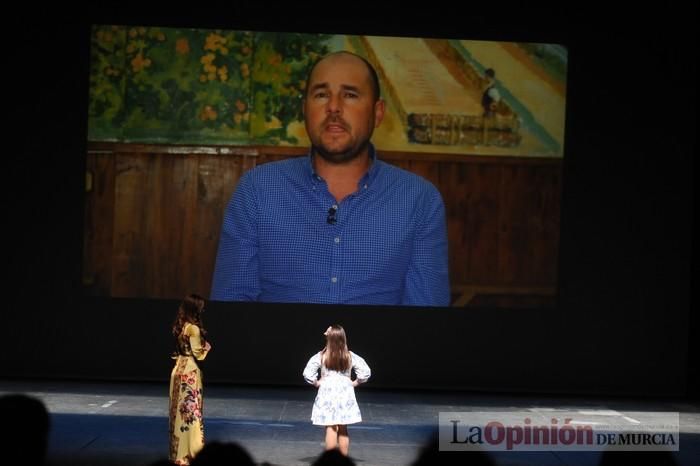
[84, 143, 562, 306]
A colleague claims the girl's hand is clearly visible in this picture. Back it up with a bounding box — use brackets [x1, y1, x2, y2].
[204, 341, 211, 351]
[352, 380, 359, 387]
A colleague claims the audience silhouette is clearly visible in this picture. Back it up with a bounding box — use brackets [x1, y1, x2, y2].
[189, 441, 255, 466]
[598, 448, 679, 466]
[411, 434, 495, 466]
[312, 448, 357, 466]
[0, 393, 50, 466]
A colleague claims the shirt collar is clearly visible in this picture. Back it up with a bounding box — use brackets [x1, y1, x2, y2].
[307, 143, 380, 188]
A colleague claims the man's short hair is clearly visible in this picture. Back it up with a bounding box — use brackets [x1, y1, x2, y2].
[305, 51, 381, 102]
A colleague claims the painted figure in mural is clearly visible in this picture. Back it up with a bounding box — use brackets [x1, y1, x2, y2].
[481, 68, 502, 117]
[210, 51, 450, 306]
[169, 293, 212, 466]
[303, 324, 371, 456]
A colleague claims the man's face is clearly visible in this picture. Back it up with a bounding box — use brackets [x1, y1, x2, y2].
[303, 54, 385, 164]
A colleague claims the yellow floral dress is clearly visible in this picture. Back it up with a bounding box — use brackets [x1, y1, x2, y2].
[169, 323, 210, 465]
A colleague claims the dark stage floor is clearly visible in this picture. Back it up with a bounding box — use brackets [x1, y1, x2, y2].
[1, 379, 698, 466]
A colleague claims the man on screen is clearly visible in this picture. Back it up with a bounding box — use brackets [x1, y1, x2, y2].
[210, 51, 450, 306]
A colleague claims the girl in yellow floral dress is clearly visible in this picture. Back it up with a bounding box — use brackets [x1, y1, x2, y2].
[169, 294, 211, 465]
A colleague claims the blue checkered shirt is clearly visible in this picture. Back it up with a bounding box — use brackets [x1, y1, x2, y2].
[210, 145, 450, 306]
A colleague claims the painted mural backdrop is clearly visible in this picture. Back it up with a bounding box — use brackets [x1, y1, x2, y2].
[89, 25, 567, 157]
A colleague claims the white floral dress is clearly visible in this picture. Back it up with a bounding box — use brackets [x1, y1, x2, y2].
[302, 351, 371, 426]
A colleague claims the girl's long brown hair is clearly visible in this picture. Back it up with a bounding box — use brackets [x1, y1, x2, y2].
[321, 324, 351, 372]
[172, 293, 206, 353]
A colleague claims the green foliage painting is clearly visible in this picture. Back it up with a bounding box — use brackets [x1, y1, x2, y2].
[88, 25, 331, 144]
[88, 26, 567, 156]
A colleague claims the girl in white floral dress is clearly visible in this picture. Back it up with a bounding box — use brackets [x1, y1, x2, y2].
[303, 324, 371, 456]
[169, 294, 211, 465]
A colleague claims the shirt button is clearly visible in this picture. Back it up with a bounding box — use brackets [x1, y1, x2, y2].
[334, 237, 340, 243]
[331, 277, 338, 283]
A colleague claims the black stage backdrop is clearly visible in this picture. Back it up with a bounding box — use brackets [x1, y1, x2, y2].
[5, 9, 695, 398]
